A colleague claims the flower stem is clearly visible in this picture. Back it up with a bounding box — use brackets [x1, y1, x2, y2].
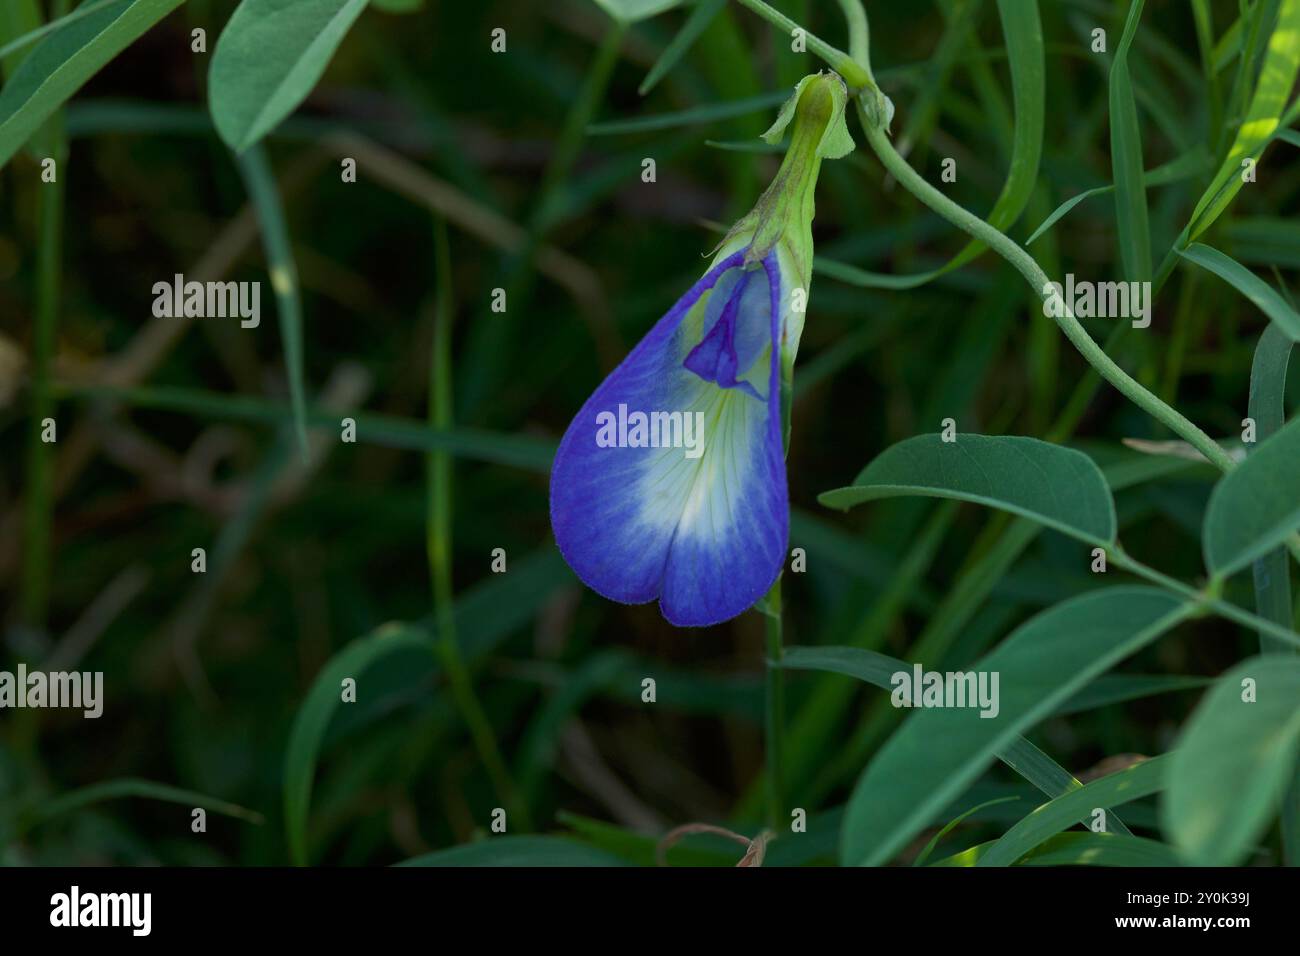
[732, 0, 872, 90]
[1108, 547, 1300, 651]
[856, 114, 1238, 474]
[737, 0, 1237, 474]
[763, 575, 785, 830]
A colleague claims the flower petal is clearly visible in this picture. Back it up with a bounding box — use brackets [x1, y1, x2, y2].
[550, 251, 788, 627]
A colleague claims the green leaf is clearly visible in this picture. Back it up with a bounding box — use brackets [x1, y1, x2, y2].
[818, 434, 1116, 547]
[0, 0, 184, 170]
[1203, 415, 1300, 577]
[1247, 323, 1299, 861]
[235, 144, 309, 453]
[591, 0, 684, 24]
[837, 587, 1191, 866]
[1186, 0, 1300, 241]
[1109, 0, 1152, 282]
[397, 836, 627, 866]
[638, 0, 725, 95]
[979, 754, 1170, 866]
[208, 0, 370, 152]
[781, 645, 1133, 836]
[1163, 656, 1300, 864]
[1249, 323, 1296, 655]
[1179, 242, 1300, 341]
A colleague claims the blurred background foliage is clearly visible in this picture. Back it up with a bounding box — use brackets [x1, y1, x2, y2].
[0, 0, 1296, 865]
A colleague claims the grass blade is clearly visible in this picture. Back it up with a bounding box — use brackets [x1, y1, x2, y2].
[1179, 242, 1300, 341]
[56, 383, 559, 472]
[1109, 0, 1152, 283]
[1185, 0, 1300, 243]
[234, 143, 309, 453]
[284, 623, 432, 865]
[978, 754, 1170, 866]
[638, 0, 726, 95]
[1026, 147, 1208, 246]
[844, 0, 1043, 286]
[425, 219, 527, 829]
[16, 778, 264, 836]
[587, 91, 787, 135]
[912, 796, 1020, 867]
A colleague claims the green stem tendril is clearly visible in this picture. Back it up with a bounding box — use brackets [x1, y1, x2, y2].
[733, 0, 872, 90]
[734, 0, 1237, 475]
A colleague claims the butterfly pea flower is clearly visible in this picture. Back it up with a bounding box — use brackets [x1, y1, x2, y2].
[551, 73, 854, 627]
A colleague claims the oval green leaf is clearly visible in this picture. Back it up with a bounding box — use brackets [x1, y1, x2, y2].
[208, 0, 370, 152]
[1163, 655, 1300, 865]
[1203, 415, 1300, 577]
[818, 434, 1117, 546]
[591, 0, 684, 24]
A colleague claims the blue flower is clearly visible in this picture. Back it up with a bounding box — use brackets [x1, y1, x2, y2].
[550, 73, 854, 626]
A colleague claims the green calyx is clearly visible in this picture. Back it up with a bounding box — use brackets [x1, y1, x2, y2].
[722, 72, 855, 269]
